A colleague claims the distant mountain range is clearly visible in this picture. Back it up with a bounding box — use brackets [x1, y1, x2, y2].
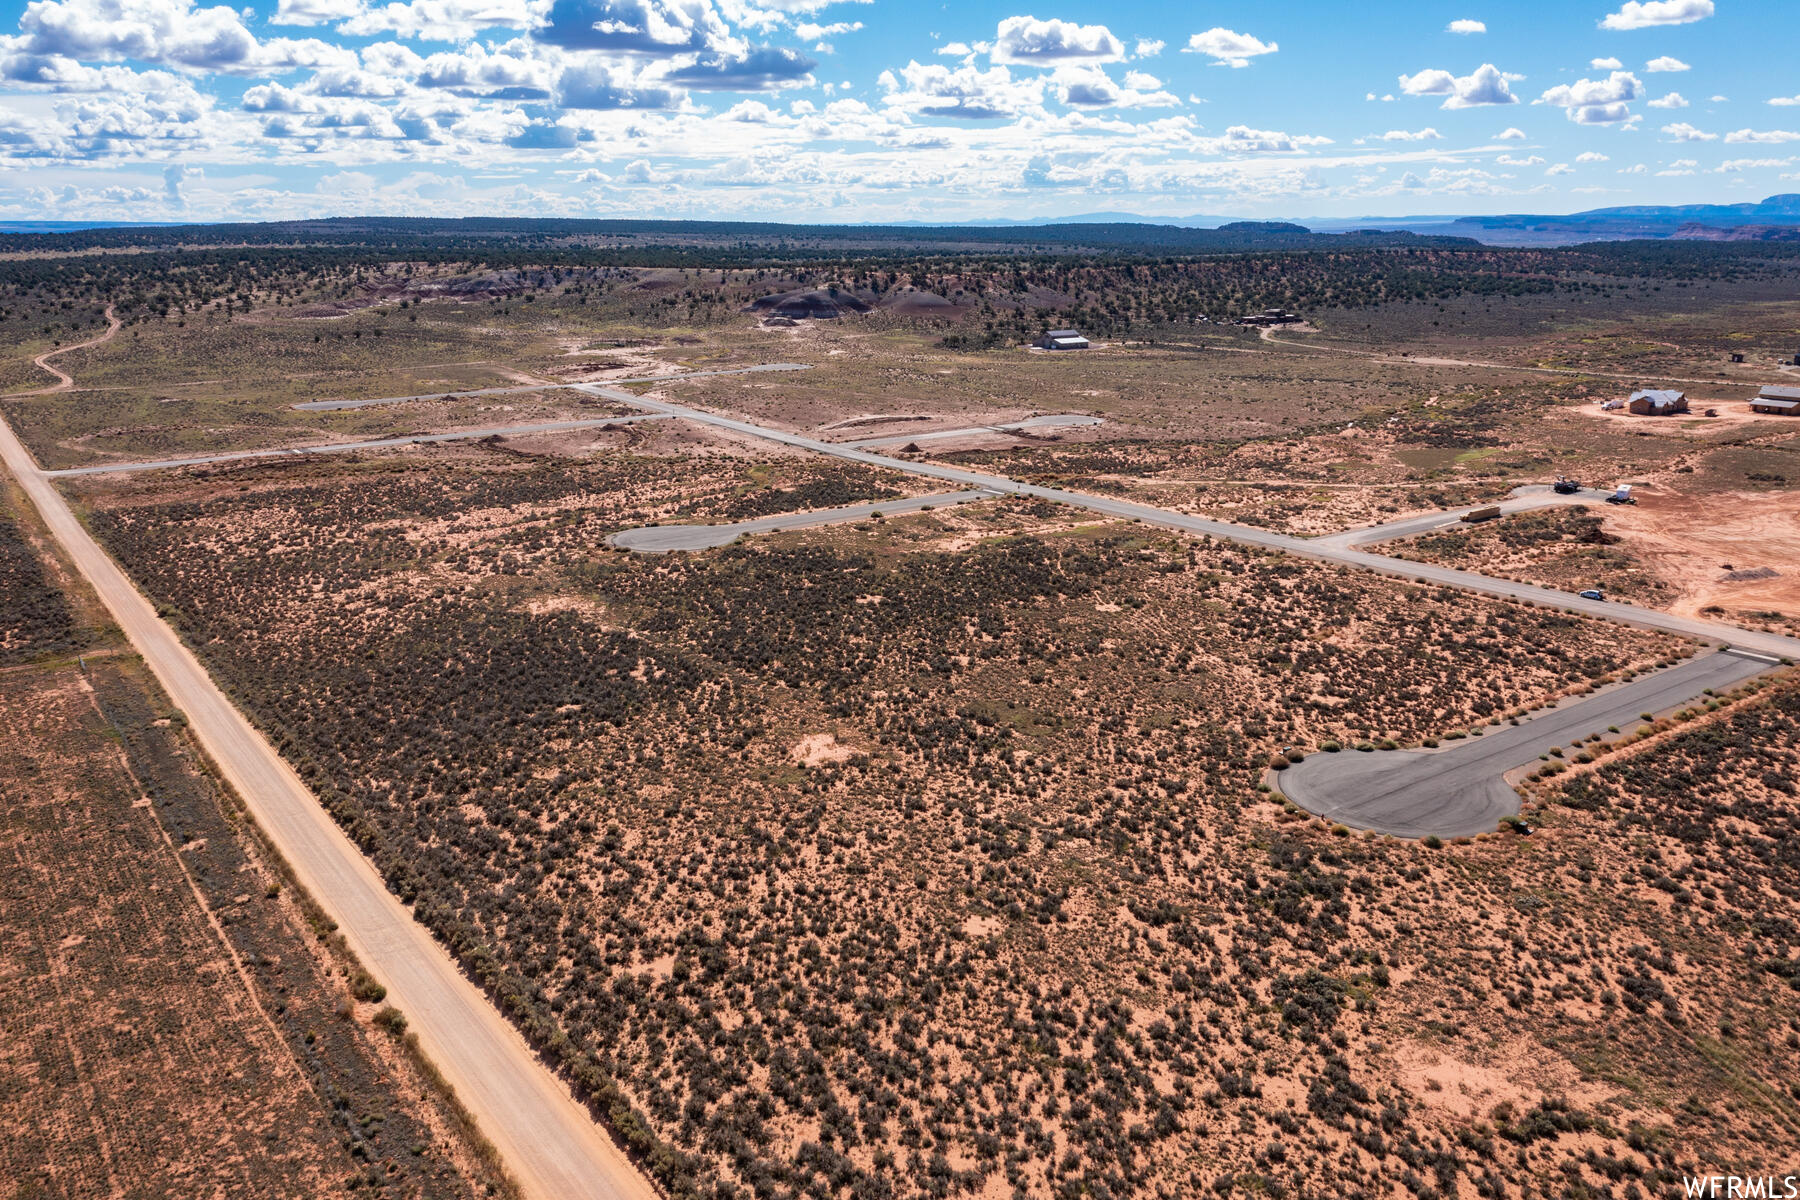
[0, 220, 175, 233]
[7, 196, 1800, 247]
[883, 195, 1800, 247]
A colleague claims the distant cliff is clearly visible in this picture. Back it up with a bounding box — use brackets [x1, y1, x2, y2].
[1670, 221, 1800, 242]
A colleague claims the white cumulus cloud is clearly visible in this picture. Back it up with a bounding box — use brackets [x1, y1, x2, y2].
[1600, 0, 1713, 30]
[992, 15, 1123, 64]
[1381, 127, 1442, 141]
[1647, 92, 1688, 108]
[1576, 150, 1609, 162]
[1447, 18, 1485, 34]
[1645, 55, 1689, 72]
[6, 0, 354, 74]
[1724, 128, 1800, 143]
[878, 60, 1042, 119]
[1397, 62, 1517, 108]
[1050, 64, 1176, 108]
[1660, 121, 1715, 141]
[1590, 56, 1623, 69]
[1183, 28, 1277, 68]
[1536, 71, 1642, 124]
[1199, 124, 1330, 153]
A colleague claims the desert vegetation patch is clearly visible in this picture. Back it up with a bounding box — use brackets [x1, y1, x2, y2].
[67, 451, 1746, 1198]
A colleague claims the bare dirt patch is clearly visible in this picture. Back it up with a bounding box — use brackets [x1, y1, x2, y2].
[791, 732, 856, 766]
[1601, 488, 1800, 620]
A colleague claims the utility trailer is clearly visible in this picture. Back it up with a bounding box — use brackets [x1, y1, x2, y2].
[1462, 505, 1503, 523]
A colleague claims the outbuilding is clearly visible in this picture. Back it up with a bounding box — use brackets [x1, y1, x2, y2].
[1035, 329, 1090, 351]
[1627, 389, 1689, 416]
[1752, 384, 1800, 415]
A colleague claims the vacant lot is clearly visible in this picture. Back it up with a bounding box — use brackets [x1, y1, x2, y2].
[0, 494, 84, 665]
[1390, 506, 1668, 604]
[73, 446, 1795, 1199]
[0, 652, 506, 1199]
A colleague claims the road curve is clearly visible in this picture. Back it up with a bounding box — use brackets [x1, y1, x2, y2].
[16, 305, 120, 394]
[0, 418, 657, 1200]
[1275, 649, 1776, 838]
[576, 383, 1800, 663]
[611, 489, 994, 552]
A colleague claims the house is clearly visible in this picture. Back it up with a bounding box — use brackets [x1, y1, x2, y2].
[1752, 384, 1800, 415]
[1627, 389, 1689, 416]
[1238, 308, 1301, 327]
[1035, 329, 1090, 351]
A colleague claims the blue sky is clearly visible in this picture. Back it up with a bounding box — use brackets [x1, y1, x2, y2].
[0, 0, 1795, 222]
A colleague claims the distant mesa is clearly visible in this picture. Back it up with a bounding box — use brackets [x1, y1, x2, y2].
[1214, 220, 1312, 235]
[1671, 222, 1800, 243]
[746, 288, 873, 320]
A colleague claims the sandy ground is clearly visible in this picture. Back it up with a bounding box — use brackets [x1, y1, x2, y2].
[1603, 488, 1800, 619]
[1572, 400, 1798, 433]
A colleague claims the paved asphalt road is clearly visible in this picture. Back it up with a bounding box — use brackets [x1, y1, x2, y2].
[1313, 486, 1615, 550]
[1276, 649, 1776, 838]
[44, 414, 672, 477]
[0, 415, 656, 1200]
[575, 383, 1800, 662]
[611, 489, 994, 551]
[842, 413, 1102, 449]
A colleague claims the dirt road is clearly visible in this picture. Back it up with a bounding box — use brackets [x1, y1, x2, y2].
[18, 305, 120, 394]
[0, 338, 657, 1200]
